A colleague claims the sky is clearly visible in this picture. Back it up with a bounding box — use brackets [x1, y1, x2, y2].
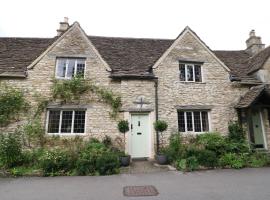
[0, 0, 269, 50]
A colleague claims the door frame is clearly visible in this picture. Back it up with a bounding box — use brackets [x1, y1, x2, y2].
[125, 112, 153, 158]
[250, 108, 268, 150]
[259, 109, 268, 150]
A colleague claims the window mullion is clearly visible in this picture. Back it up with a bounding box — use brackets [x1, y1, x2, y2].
[192, 112, 194, 132]
[192, 65, 195, 82]
[59, 110, 62, 134]
[74, 59, 77, 77]
[71, 111, 75, 134]
[200, 112, 203, 132]
[65, 59, 69, 78]
[184, 112, 187, 132]
[185, 65, 187, 81]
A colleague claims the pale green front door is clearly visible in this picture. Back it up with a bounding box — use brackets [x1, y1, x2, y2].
[130, 114, 150, 158]
[251, 109, 265, 148]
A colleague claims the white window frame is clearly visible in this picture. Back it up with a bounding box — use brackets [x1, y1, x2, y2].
[46, 109, 86, 135]
[179, 110, 210, 134]
[179, 63, 202, 82]
[55, 58, 86, 79]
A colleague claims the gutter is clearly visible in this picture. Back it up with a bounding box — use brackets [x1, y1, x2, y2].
[154, 79, 159, 154]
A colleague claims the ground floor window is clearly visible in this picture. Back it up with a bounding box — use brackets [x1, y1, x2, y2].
[47, 110, 86, 134]
[178, 110, 209, 133]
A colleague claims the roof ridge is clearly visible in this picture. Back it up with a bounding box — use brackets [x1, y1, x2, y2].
[88, 35, 174, 41]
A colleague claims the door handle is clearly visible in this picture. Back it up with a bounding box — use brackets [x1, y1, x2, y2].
[137, 132, 142, 135]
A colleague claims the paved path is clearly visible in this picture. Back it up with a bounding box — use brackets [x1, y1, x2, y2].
[1, 168, 270, 200]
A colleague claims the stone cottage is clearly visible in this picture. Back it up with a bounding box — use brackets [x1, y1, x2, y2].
[0, 18, 270, 158]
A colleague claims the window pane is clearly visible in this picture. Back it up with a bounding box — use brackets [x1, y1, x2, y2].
[187, 65, 194, 81]
[48, 111, 60, 133]
[76, 59, 85, 77]
[202, 111, 209, 131]
[73, 111, 85, 133]
[194, 111, 202, 132]
[61, 111, 73, 133]
[179, 64, 186, 81]
[67, 59, 76, 78]
[186, 112, 193, 131]
[178, 111, 185, 132]
[56, 59, 67, 78]
[195, 65, 202, 82]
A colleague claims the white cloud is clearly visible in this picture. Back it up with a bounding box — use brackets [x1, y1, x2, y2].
[0, 0, 269, 50]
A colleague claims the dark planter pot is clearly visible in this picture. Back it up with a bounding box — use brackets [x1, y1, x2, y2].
[156, 154, 168, 165]
[120, 155, 131, 167]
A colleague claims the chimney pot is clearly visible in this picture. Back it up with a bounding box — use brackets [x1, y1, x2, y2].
[246, 29, 265, 55]
[57, 17, 70, 36]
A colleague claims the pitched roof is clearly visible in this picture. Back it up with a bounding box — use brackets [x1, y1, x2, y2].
[89, 36, 173, 77]
[0, 37, 56, 77]
[235, 85, 267, 108]
[247, 45, 270, 74]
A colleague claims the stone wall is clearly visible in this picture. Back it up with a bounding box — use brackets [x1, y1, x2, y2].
[153, 31, 249, 140]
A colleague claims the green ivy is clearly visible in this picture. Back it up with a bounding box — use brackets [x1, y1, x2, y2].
[0, 84, 28, 127]
[52, 77, 121, 119]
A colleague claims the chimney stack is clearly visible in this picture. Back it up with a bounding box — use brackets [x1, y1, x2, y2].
[57, 17, 69, 36]
[246, 30, 265, 55]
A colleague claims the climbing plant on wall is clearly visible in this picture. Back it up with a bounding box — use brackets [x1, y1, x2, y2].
[0, 84, 28, 127]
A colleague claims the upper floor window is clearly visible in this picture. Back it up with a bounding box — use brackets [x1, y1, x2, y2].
[179, 63, 202, 82]
[47, 109, 86, 134]
[56, 58, 86, 79]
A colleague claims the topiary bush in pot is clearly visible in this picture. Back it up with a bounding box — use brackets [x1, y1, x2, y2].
[154, 120, 168, 165]
[117, 120, 130, 166]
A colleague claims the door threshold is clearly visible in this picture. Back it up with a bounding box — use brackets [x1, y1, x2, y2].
[132, 157, 148, 161]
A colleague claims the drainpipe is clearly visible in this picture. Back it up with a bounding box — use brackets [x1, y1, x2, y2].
[154, 79, 159, 154]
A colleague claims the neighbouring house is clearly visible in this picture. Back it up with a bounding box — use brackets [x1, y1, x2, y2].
[0, 18, 270, 158]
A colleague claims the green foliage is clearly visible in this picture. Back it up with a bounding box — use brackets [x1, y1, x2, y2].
[196, 132, 226, 155]
[52, 77, 121, 118]
[163, 134, 185, 163]
[228, 121, 246, 141]
[9, 166, 40, 177]
[154, 120, 168, 133]
[176, 156, 199, 172]
[117, 120, 129, 134]
[0, 85, 27, 127]
[197, 149, 218, 168]
[247, 153, 269, 168]
[96, 152, 120, 175]
[102, 135, 112, 147]
[22, 119, 46, 147]
[39, 149, 75, 176]
[52, 76, 90, 102]
[0, 133, 23, 168]
[219, 153, 246, 169]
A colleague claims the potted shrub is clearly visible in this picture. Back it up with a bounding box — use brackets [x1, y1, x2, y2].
[117, 120, 131, 166]
[154, 120, 168, 165]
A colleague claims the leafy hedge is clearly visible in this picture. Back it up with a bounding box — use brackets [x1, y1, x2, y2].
[163, 122, 270, 172]
[0, 133, 121, 177]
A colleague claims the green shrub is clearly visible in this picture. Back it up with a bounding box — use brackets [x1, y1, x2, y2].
[247, 153, 269, 168]
[21, 148, 45, 167]
[197, 149, 218, 168]
[96, 152, 120, 175]
[196, 132, 226, 156]
[224, 139, 250, 154]
[154, 120, 168, 132]
[102, 135, 112, 147]
[39, 149, 75, 176]
[228, 121, 245, 141]
[0, 85, 27, 127]
[76, 141, 106, 175]
[22, 119, 45, 147]
[164, 134, 185, 163]
[0, 133, 23, 168]
[117, 120, 129, 134]
[219, 153, 246, 169]
[176, 156, 199, 172]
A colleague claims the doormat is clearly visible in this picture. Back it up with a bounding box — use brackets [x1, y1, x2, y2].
[123, 185, 159, 197]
